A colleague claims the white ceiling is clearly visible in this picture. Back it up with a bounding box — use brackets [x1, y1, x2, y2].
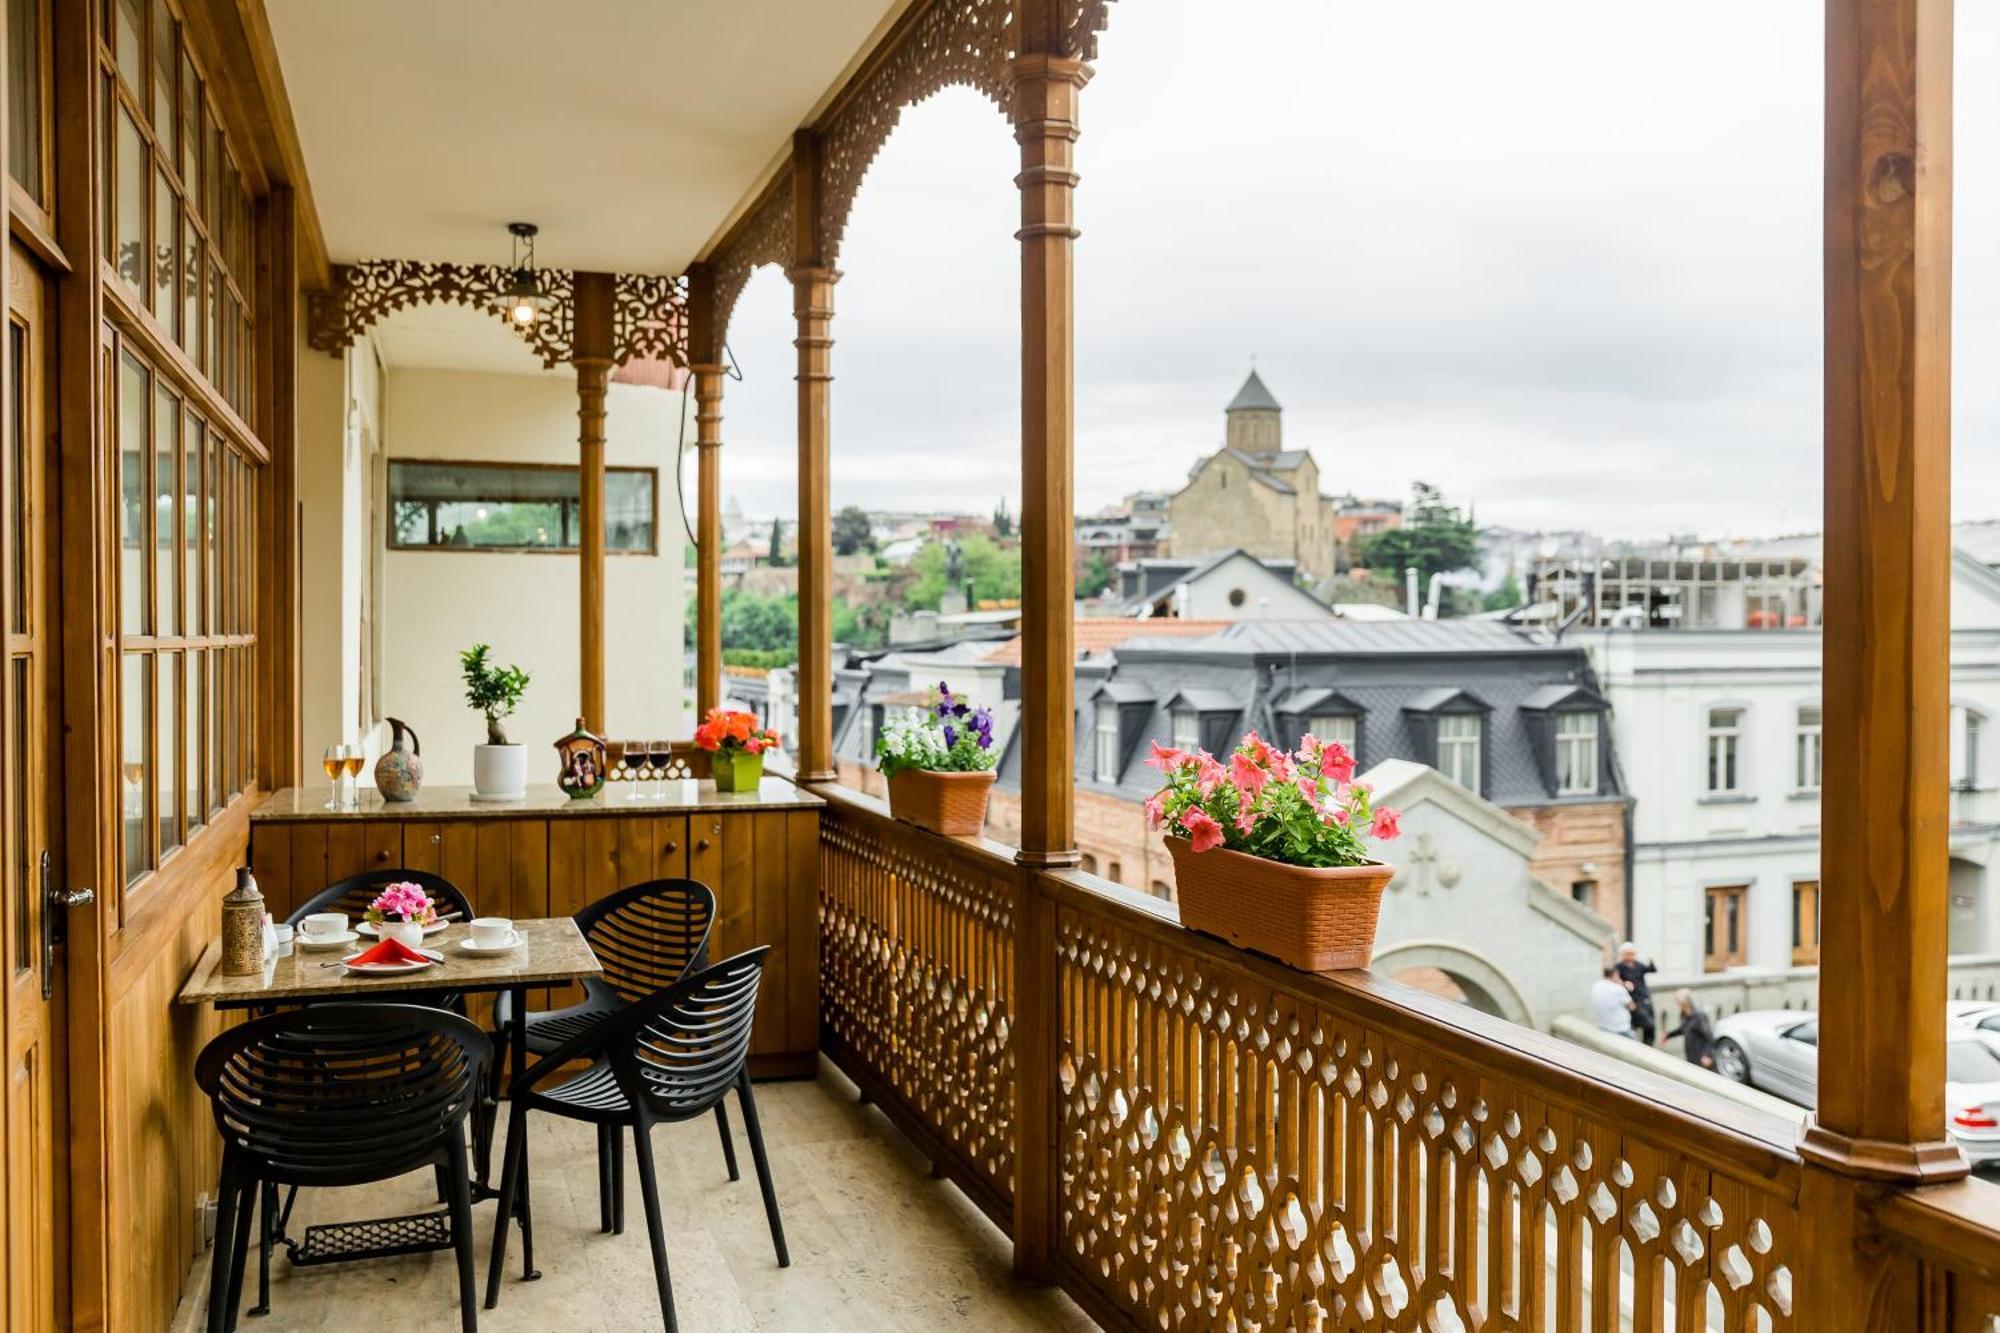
[265, 0, 909, 275]
[368, 302, 568, 377]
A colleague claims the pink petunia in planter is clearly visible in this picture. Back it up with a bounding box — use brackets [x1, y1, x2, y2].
[1146, 731, 1401, 972]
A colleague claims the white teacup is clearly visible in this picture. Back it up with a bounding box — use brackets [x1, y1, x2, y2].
[301, 912, 348, 941]
[470, 917, 514, 949]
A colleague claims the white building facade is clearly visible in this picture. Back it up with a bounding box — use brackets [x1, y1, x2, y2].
[1586, 550, 2000, 980]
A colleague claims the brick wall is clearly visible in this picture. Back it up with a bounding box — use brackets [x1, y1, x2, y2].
[1505, 800, 1629, 939]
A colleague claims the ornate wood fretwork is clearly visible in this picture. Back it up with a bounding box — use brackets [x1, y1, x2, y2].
[815, 0, 1018, 267]
[708, 178, 795, 350]
[306, 261, 687, 368]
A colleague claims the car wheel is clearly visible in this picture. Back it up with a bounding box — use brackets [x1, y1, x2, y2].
[1713, 1038, 1750, 1084]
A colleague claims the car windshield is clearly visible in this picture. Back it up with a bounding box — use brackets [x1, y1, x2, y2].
[1945, 1038, 2000, 1085]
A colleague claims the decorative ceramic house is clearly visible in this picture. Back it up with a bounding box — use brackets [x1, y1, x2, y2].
[554, 718, 608, 800]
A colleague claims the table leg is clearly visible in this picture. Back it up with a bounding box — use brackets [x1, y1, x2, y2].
[509, 984, 540, 1282]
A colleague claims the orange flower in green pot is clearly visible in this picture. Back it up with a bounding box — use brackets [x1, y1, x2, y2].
[693, 708, 781, 792]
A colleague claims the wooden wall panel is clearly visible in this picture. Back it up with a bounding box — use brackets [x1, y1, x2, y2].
[713, 816, 755, 967]
[786, 810, 820, 1055]
[751, 813, 790, 1053]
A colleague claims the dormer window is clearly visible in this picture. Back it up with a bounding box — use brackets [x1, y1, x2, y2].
[1554, 712, 1598, 795]
[1276, 687, 1364, 759]
[1403, 687, 1492, 798]
[1436, 715, 1483, 793]
[1089, 680, 1158, 786]
[1518, 682, 1610, 799]
[1095, 705, 1121, 783]
[1171, 710, 1200, 753]
[1166, 689, 1241, 757]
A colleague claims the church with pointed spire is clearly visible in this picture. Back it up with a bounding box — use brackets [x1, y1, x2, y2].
[1166, 369, 1388, 585]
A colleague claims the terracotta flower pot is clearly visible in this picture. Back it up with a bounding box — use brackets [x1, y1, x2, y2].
[887, 768, 996, 838]
[713, 751, 764, 792]
[1167, 836, 1395, 972]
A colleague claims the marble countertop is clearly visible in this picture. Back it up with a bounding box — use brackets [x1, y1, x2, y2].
[252, 780, 825, 823]
[176, 916, 603, 1005]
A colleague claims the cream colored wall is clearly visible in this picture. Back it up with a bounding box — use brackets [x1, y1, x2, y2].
[376, 367, 687, 787]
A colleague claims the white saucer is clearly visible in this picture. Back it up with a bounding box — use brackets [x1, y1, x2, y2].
[295, 930, 360, 951]
[342, 947, 445, 974]
[358, 919, 449, 938]
[455, 933, 523, 957]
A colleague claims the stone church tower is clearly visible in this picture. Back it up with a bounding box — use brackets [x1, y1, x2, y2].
[1167, 369, 1344, 582]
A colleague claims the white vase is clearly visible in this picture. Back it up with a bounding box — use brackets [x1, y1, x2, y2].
[472, 743, 527, 801]
[378, 919, 426, 949]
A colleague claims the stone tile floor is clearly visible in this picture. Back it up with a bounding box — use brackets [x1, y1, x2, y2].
[170, 1061, 1092, 1332]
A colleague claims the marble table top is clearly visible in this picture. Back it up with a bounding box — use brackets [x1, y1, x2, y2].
[176, 915, 602, 1006]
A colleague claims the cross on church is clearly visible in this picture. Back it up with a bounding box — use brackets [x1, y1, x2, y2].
[1397, 832, 1461, 898]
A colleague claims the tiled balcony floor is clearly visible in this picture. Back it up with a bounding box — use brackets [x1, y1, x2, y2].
[170, 1061, 1092, 1333]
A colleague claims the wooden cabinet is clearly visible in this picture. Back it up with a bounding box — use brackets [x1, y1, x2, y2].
[249, 794, 822, 1077]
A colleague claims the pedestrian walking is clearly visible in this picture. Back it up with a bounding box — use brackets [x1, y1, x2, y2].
[1666, 989, 1716, 1070]
[1615, 941, 1659, 1046]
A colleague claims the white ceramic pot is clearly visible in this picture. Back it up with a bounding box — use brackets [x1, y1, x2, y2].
[377, 919, 426, 949]
[472, 743, 527, 801]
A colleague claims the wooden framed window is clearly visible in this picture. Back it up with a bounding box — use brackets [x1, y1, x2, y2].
[1704, 884, 1749, 972]
[1171, 710, 1200, 754]
[386, 460, 659, 554]
[98, 0, 258, 419]
[1095, 706, 1121, 784]
[1792, 880, 1820, 965]
[109, 329, 256, 903]
[6, 0, 51, 215]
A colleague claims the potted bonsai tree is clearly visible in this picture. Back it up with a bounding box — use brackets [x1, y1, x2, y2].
[1146, 730, 1402, 972]
[692, 707, 781, 792]
[876, 684, 999, 837]
[461, 643, 531, 801]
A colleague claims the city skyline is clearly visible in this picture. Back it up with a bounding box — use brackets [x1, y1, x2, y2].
[707, 0, 2000, 542]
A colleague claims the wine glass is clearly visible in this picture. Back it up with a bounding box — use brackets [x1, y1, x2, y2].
[606, 740, 629, 800]
[322, 745, 348, 810]
[341, 749, 366, 807]
[647, 739, 673, 801]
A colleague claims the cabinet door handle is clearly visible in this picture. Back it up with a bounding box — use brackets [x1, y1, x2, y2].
[695, 838, 711, 852]
[375, 849, 391, 862]
[664, 841, 679, 855]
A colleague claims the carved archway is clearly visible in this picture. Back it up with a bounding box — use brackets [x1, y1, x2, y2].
[1372, 939, 1537, 1029]
[306, 261, 689, 369]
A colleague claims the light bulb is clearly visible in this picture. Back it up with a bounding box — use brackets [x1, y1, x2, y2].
[509, 298, 538, 326]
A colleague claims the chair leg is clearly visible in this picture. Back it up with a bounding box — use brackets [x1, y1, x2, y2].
[713, 1102, 740, 1182]
[446, 1133, 479, 1333]
[630, 1121, 679, 1333]
[206, 1156, 241, 1333]
[609, 1125, 625, 1234]
[224, 1177, 258, 1332]
[596, 1124, 612, 1234]
[737, 1073, 790, 1267]
[248, 1179, 276, 1318]
[483, 1107, 529, 1310]
[517, 1112, 537, 1281]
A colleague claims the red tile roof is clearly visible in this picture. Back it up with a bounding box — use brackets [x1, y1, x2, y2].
[981, 618, 1235, 666]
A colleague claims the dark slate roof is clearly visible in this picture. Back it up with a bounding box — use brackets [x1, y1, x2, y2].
[1041, 618, 1625, 809]
[1226, 369, 1281, 413]
[1167, 688, 1240, 712]
[1218, 449, 1297, 493]
[1521, 682, 1609, 711]
[1260, 449, 1312, 471]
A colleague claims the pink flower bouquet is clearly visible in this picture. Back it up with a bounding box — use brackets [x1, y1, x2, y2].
[365, 881, 438, 926]
[1145, 731, 1401, 868]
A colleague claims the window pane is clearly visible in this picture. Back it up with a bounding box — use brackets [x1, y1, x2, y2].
[388, 461, 659, 553]
[110, 0, 143, 89]
[185, 646, 203, 831]
[203, 259, 218, 380]
[6, 322, 24, 635]
[9, 661, 29, 972]
[184, 413, 201, 633]
[114, 108, 146, 293]
[204, 428, 217, 632]
[154, 382, 177, 635]
[121, 652, 148, 887]
[181, 225, 199, 358]
[118, 352, 148, 636]
[156, 651, 178, 855]
[7, 0, 43, 203]
[178, 53, 196, 187]
[206, 646, 222, 809]
[153, 167, 176, 324]
[149, 0, 173, 141]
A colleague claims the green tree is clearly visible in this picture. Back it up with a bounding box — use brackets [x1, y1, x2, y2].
[904, 534, 1021, 610]
[1352, 482, 1481, 611]
[1078, 552, 1114, 599]
[993, 500, 1015, 539]
[833, 506, 875, 556]
[718, 587, 798, 654]
[1482, 573, 1524, 613]
[766, 518, 785, 566]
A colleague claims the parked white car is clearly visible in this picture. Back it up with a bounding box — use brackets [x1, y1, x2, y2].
[1712, 1009, 2000, 1168]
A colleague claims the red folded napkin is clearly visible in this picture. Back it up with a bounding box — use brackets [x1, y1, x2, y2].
[347, 936, 431, 967]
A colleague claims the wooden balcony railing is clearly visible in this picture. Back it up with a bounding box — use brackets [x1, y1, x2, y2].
[815, 786, 1867, 1330]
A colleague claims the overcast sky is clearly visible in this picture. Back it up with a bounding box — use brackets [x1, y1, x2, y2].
[713, 0, 1999, 543]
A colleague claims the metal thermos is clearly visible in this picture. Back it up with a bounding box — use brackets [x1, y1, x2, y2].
[220, 867, 267, 976]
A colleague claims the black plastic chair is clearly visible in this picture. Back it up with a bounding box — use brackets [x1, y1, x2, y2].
[289, 867, 476, 935]
[485, 948, 788, 1333]
[491, 877, 717, 1232]
[196, 1004, 490, 1333]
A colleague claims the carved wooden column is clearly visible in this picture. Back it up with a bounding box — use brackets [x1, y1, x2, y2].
[693, 366, 725, 718]
[1011, 52, 1088, 869]
[573, 272, 615, 732]
[685, 262, 725, 719]
[1800, 0, 1959, 1323]
[791, 135, 837, 781]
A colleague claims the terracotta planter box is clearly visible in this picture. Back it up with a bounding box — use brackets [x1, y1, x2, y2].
[1167, 836, 1394, 972]
[887, 768, 996, 838]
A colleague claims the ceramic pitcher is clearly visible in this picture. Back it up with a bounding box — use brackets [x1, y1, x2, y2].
[374, 717, 424, 802]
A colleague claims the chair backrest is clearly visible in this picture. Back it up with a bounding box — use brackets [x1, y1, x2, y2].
[605, 947, 769, 1121]
[195, 1003, 488, 1185]
[575, 878, 716, 1005]
[287, 868, 475, 928]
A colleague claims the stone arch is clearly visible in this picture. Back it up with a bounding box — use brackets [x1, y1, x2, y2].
[1372, 939, 1537, 1029]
